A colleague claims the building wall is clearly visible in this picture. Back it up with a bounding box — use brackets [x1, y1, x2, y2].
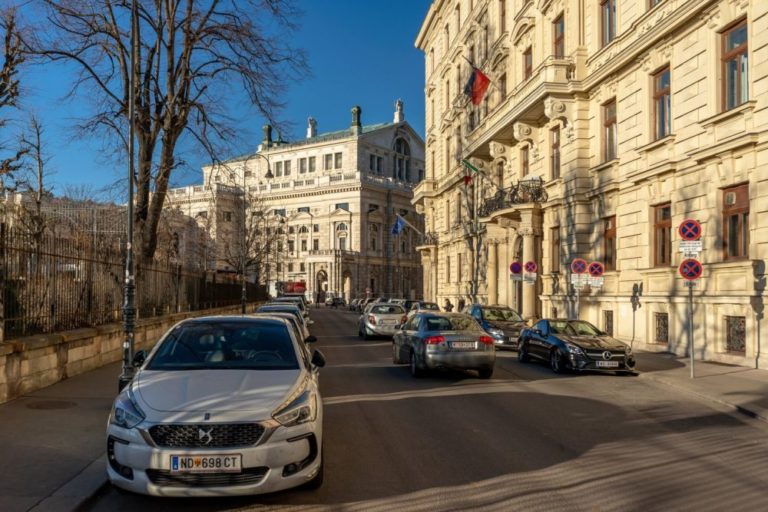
[415, 0, 768, 368]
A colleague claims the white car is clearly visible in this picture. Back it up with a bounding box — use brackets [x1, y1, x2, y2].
[106, 315, 326, 496]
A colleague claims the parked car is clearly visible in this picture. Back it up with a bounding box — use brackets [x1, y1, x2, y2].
[325, 297, 345, 307]
[256, 303, 312, 335]
[251, 311, 314, 343]
[359, 303, 406, 339]
[348, 299, 361, 311]
[466, 304, 526, 350]
[517, 319, 636, 374]
[408, 301, 441, 315]
[271, 296, 310, 320]
[106, 316, 326, 496]
[393, 312, 495, 379]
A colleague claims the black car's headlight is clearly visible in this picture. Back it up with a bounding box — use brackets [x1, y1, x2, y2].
[109, 388, 146, 429]
[625, 345, 633, 355]
[272, 379, 318, 427]
[564, 343, 585, 356]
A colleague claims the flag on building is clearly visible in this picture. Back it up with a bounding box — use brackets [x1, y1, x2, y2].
[461, 159, 481, 186]
[391, 215, 407, 235]
[463, 66, 491, 106]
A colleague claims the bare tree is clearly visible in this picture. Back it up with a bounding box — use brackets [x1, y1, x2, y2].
[0, 8, 26, 193]
[26, 0, 307, 264]
[16, 116, 53, 240]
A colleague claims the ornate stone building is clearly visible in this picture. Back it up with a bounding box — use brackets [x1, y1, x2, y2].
[415, 0, 767, 368]
[166, 102, 425, 301]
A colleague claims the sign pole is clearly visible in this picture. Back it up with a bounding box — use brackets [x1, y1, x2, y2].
[688, 282, 694, 379]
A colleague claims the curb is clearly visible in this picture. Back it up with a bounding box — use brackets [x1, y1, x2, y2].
[639, 372, 768, 425]
[29, 455, 108, 512]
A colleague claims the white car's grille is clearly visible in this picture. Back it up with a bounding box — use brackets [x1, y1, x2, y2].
[148, 423, 265, 448]
[146, 467, 268, 487]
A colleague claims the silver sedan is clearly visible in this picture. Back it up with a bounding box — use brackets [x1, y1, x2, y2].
[393, 312, 496, 379]
[358, 303, 407, 339]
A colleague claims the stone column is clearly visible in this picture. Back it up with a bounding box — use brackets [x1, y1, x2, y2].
[431, 249, 439, 302]
[488, 242, 498, 305]
[521, 228, 537, 320]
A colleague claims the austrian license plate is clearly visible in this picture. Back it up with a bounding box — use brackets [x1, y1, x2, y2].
[170, 454, 242, 474]
[452, 341, 477, 350]
[380, 319, 396, 325]
[596, 360, 619, 368]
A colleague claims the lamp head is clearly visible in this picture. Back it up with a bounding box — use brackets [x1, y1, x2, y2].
[265, 167, 274, 180]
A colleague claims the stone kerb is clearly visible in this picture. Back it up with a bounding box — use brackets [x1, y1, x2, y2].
[0, 304, 255, 404]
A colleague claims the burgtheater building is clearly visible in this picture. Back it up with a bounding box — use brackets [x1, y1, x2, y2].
[165, 102, 425, 301]
[414, 0, 767, 368]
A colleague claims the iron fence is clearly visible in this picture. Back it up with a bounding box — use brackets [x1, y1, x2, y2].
[0, 225, 265, 340]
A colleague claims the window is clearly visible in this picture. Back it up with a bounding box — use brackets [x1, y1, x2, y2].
[654, 203, 672, 266]
[603, 311, 614, 336]
[335, 203, 349, 211]
[445, 78, 451, 110]
[725, 316, 746, 352]
[334, 152, 343, 169]
[300, 263, 306, 272]
[722, 20, 748, 111]
[336, 223, 348, 232]
[603, 216, 616, 270]
[223, 211, 232, 222]
[275, 161, 283, 177]
[653, 67, 671, 140]
[308, 156, 316, 172]
[553, 14, 565, 59]
[338, 237, 347, 251]
[277, 262, 282, 272]
[499, 73, 507, 102]
[277, 241, 283, 252]
[288, 240, 294, 252]
[655, 313, 668, 344]
[299, 158, 307, 173]
[603, 99, 617, 161]
[324, 154, 333, 170]
[601, 0, 616, 47]
[273, 208, 286, 217]
[288, 263, 293, 272]
[313, 239, 319, 250]
[551, 126, 561, 179]
[394, 138, 411, 181]
[284, 160, 291, 176]
[298, 225, 309, 233]
[244, 170, 252, 178]
[369, 154, 376, 171]
[369, 224, 378, 251]
[523, 46, 532, 80]
[723, 184, 749, 260]
[551, 226, 560, 273]
[297, 206, 309, 213]
[313, 223, 319, 233]
[521, 146, 529, 177]
[288, 226, 295, 234]
[301, 240, 307, 252]
[457, 253, 462, 282]
[430, 98, 435, 126]
[455, 5, 461, 33]
[446, 255, 451, 283]
[496, 161, 504, 188]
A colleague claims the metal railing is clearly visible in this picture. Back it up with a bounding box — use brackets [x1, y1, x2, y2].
[0, 226, 266, 340]
[478, 177, 549, 217]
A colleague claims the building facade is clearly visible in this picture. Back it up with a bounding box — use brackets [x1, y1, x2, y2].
[166, 102, 425, 301]
[415, 0, 767, 368]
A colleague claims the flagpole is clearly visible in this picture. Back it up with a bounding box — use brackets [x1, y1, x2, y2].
[395, 214, 423, 237]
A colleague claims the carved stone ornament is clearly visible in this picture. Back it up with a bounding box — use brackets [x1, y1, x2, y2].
[489, 141, 507, 158]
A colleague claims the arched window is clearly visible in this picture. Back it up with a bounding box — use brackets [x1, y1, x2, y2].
[496, 160, 505, 188]
[288, 226, 295, 234]
[298, 225, 309, 234]
[393, 138, 411, 182]
[336, 223, 348, 232]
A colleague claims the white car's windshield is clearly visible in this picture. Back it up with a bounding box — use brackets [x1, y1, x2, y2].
[148, 321, 299, 371]
[483, 308, 522, 322]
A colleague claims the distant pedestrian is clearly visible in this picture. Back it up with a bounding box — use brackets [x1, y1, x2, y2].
[457, 298, 466, 312]
[444, 299, 454, 312]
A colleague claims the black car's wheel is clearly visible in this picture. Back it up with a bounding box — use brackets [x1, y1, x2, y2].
[550, 348, 566, 374]
[410, 350, 424, 378]
[517, 340, 530, 362]
[477, 367, 493, 379]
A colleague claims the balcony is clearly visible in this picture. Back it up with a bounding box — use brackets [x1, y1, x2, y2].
[478, 177, 548, 219]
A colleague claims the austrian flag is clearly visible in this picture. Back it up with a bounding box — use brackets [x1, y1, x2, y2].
[463, 66, 491, 105]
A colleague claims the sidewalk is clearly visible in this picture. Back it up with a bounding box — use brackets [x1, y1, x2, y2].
[2, 353, 768, 512]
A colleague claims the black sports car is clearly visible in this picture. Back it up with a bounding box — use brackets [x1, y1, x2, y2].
[517, 319, 636, 374]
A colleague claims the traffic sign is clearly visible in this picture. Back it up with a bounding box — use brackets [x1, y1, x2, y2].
[588, 261, 605, 278]
[588, 276, 605, 288]
[679, 258, 702, 281]
[679, 219, 702, 241]
[679, 240, 703, 258]
[571, 258, 588, 274]
[509, 261, 522, 274]
[524, 261, 538, 273]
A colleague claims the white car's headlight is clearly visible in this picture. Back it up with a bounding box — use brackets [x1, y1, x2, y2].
[272, 379, 317, 427]
[109, 388, 145, 429]
[488, 328, 504, 339]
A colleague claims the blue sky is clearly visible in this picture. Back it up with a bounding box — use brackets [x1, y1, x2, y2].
[16, 0, 431, 197]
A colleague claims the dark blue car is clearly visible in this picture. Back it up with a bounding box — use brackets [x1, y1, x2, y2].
[467, 304, 525, 350]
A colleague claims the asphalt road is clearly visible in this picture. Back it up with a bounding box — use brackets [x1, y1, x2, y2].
[85, 307, 768, 511]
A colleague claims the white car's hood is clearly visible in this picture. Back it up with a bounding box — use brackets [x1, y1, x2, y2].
[135, 369, 302, 414]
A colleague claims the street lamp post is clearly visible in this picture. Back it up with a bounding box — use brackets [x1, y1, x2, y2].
[119, 0, 139, 392]
[239, 152, 272, 314]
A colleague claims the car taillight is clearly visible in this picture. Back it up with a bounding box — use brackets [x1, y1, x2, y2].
[368, 315, 376, 325]
[479, 335, 494, 345]
[425, 335, 445, 344]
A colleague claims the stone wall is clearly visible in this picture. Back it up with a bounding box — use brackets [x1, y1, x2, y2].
[0, 304, 254, 404]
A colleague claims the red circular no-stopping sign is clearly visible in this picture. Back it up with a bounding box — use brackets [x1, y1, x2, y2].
[678, 219, 702, 241]
[524, 261, 538, 273]
[679, 258, 703, 281]
[588, 262, 605, 278]
[571, 258, 588, 274]
[509, 261, 523, 274]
